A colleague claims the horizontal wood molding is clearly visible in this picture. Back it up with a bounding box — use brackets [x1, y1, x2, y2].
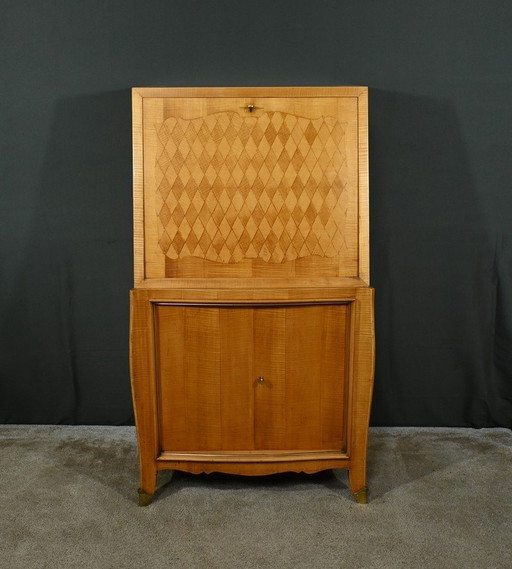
[136, 277, 368, 289]
[131, 287, 363, 303]
[157, 450, 348, 462]
[154, 300, 351, 308]
[155, 459, 351, 476]
[133, 86, 367, 99]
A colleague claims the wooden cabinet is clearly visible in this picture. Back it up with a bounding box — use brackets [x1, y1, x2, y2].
[130, 87, 374, 505]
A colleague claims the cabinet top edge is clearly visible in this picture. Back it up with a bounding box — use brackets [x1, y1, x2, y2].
[132, 86, 368, 99]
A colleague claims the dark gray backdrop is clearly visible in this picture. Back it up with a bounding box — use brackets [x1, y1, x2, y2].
[1, 1, 511, 426]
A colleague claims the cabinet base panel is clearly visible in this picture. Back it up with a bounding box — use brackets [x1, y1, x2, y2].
[156, 456, 350, 476]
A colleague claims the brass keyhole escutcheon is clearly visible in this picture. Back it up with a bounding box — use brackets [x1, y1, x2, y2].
[240, 103, 261, 113]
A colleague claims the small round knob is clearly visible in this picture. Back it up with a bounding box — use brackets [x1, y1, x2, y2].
[258, 376, 265, 383]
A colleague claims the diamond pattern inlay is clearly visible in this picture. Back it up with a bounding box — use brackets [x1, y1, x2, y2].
[155, 111, 348, 263]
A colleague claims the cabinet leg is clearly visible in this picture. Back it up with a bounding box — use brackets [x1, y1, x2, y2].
[348, 468, 368, 504]
[352, 486, 368, 504]
[138, 488, 155, 506]
[138, 465, 157, 506]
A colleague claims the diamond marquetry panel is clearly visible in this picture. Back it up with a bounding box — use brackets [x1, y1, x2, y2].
[154, 111, 349, 264]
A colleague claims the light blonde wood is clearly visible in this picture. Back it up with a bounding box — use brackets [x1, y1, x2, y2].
[130, 87, 374, 504]
[131, 286, 360, 302]
[133, 86, 367, 98]
[132, 90, 145, 287]
[144, 97, 357, 278]
[136, 276, 368, 289]
[164, 255, 351, 279]
[357, 90, 370, 285]
[132, 87, 369, 285]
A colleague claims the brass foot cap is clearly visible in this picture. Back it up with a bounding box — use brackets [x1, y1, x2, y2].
[353, 487, 368, 504]
[138, 489, 154, 507]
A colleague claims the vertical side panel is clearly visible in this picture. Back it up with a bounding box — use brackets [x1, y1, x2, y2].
[254, 308, 286, 449]
[142, 98, 167, 279]
[132, 89, 145, 286]
[129, 290, 158, 494]
[219, 308, 255, 450]
[348, 287, 375, 494]
[357, 89, 370, 285]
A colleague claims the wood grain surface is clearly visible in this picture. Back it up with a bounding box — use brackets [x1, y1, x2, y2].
[132, 87, 368, 285]
[155, 303, 348, 453]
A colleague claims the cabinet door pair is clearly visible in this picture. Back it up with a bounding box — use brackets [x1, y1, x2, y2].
[156, 303, 349, 454]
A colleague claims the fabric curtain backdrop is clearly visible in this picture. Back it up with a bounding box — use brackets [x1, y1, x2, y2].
[1, 0, 511, 426]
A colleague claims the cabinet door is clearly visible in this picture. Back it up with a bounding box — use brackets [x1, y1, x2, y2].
[253, 304, 348, 451]
[156, 303, 348, 453]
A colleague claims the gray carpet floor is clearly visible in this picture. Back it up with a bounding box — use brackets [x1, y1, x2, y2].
[0, 426, 511, 569]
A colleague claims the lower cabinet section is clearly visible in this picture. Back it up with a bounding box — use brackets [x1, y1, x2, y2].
[130, 288, 374, 505]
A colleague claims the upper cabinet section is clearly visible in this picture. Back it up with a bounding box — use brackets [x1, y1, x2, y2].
[132, 87, 369, 288]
